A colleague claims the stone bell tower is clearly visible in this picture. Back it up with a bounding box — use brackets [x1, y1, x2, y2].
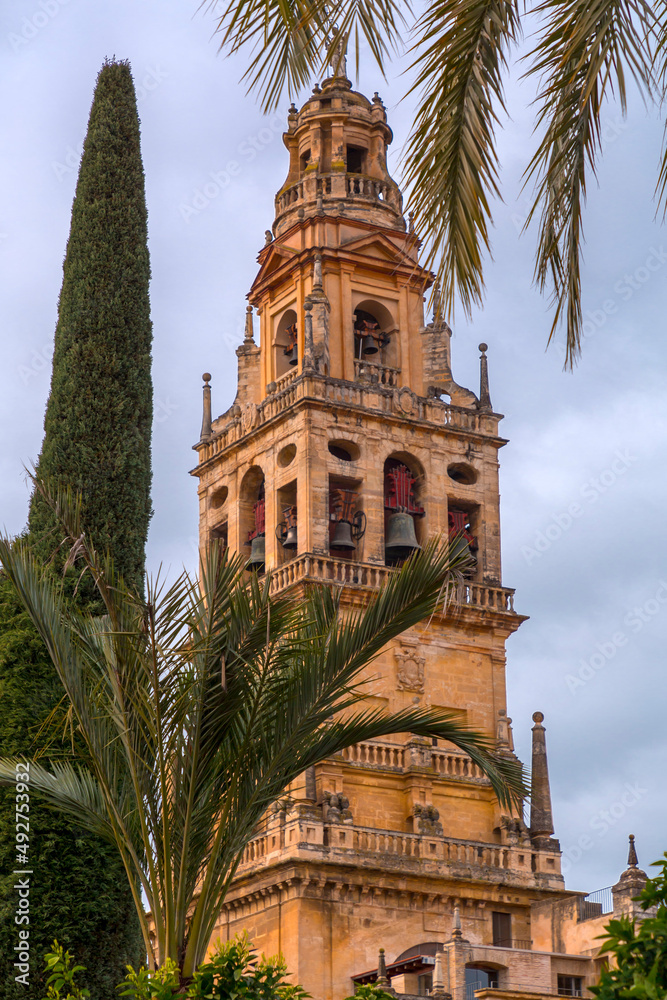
[192, 65, 565, 1000]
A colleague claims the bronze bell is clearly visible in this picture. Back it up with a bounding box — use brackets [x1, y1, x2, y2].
[331, 520, 356, 550]
[287, 343, 298, 366]
[385, 511, 421, 562]
[247, 534, 265, 568]
[282, 524, 298, 549]
[361, 334, 378, 355]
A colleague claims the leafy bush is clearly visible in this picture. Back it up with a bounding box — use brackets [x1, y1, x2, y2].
[41, 943, 90, 1000]
[118, 934, 310, 1000]
[592, 854, 667, 999]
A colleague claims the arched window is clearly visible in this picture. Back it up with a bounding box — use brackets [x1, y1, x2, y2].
[239, 467, 265, 570]
[274, 309, 298, 379]
[352, 299, 398, 370]
[383, 455, 425, 566]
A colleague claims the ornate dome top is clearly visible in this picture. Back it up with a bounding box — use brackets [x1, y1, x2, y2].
[273, 70, 405, 236]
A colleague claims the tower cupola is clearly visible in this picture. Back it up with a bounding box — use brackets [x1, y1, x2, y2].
[274, 70, 404, 237]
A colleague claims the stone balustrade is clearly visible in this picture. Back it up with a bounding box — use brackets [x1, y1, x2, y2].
[275, 172, 400, 217]
[237, 822, 513, 873]
[200, 373, 500, 467]
[353, 359, 400, 386]
[339, 741, 489, 782]
[268, 553, 516, 613]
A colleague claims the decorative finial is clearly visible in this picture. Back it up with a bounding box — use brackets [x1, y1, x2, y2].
[264, 229, 273, 245]
[627, 834, 638, 868]
[288, 103, 298, 116]
[312, 82, 321, 94]
[432, 952, 445, 996]
[313, 253, 323, 291]
[408, 211, 415, 234]
[432, 283, 443, 324]
[478, 342, 492, 412]
[372, 92, 383, 105]
[452, 905, 462, 940]
[244, 305, 255, 343]
[376, 948, 389, 986]
[302, 298, 315, 371]
[200, 373, 212, 442]
[316, 188, 324, 213]
[530, 710, 554, 847]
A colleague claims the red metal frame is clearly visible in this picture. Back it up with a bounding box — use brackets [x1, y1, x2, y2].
[247, 498, 266, 542]
[384, 463, 424, 515]
[448, 508, 477, 549]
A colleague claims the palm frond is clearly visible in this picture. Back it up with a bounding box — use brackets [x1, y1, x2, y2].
[403, 0, 520, 317]
[524, 0, 658, 367]
[203, 0, 406, 110]
[0, 482, 523, 979]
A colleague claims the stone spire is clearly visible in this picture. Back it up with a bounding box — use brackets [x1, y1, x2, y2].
[200, 372, 212, 442]
[478, 343, 492, 411]
[612, 834, 648, 915]
[376, 947, 389, 987]
[529, 711, 554, 847]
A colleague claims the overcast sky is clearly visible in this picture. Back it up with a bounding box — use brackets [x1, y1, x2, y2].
[1, 0, 666, 899]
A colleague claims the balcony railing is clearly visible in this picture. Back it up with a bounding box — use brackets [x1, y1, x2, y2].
[198, 372, 501, 467]
[354, 359, 400, 386]
[268, 553, 516, 612]
[238, 824, 512, 872]
[578, 886, 613, 921]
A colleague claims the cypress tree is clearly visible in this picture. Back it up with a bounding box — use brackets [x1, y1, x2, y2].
[0, 59, 151, 998]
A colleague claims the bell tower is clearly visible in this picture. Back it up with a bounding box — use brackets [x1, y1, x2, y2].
[193, 66, 564, 1000]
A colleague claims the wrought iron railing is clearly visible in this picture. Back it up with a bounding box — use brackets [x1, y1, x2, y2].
[578, 886, 613, 921]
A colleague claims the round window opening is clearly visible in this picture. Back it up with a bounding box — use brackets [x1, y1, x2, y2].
[328, 440, 360, 462]
[447, 462, 478, 486]
[210, 485, 229, 509]
[278, 443, 297, 468]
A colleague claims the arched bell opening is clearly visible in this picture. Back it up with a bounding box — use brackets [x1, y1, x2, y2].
[276, 479, 297, 564]
[447, 502, 479, 579]
[274, 308, 298, 379]
[209, 521, 228, 552]
[240, 466, 266, 572]
[328, 475, 366, 561]
[383, 455, 425, 566]
[352, 299, 399, 373]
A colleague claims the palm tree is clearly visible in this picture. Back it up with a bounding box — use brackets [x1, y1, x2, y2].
[206, 0, 665, 366]
[0, 487, 523, 983]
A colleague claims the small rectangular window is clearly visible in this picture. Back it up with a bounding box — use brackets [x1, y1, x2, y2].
[492, 911, 512, 948]
[418, 974, 432, 995]
[557, 976, 583, 997]
[346, 145, 366, 173]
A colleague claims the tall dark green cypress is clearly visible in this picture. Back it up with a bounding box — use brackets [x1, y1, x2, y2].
[0, 59, 151, 998]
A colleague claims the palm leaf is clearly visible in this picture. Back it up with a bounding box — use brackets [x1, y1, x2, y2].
[403, 0, 520, 318]
[524, 0, 658, 367]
